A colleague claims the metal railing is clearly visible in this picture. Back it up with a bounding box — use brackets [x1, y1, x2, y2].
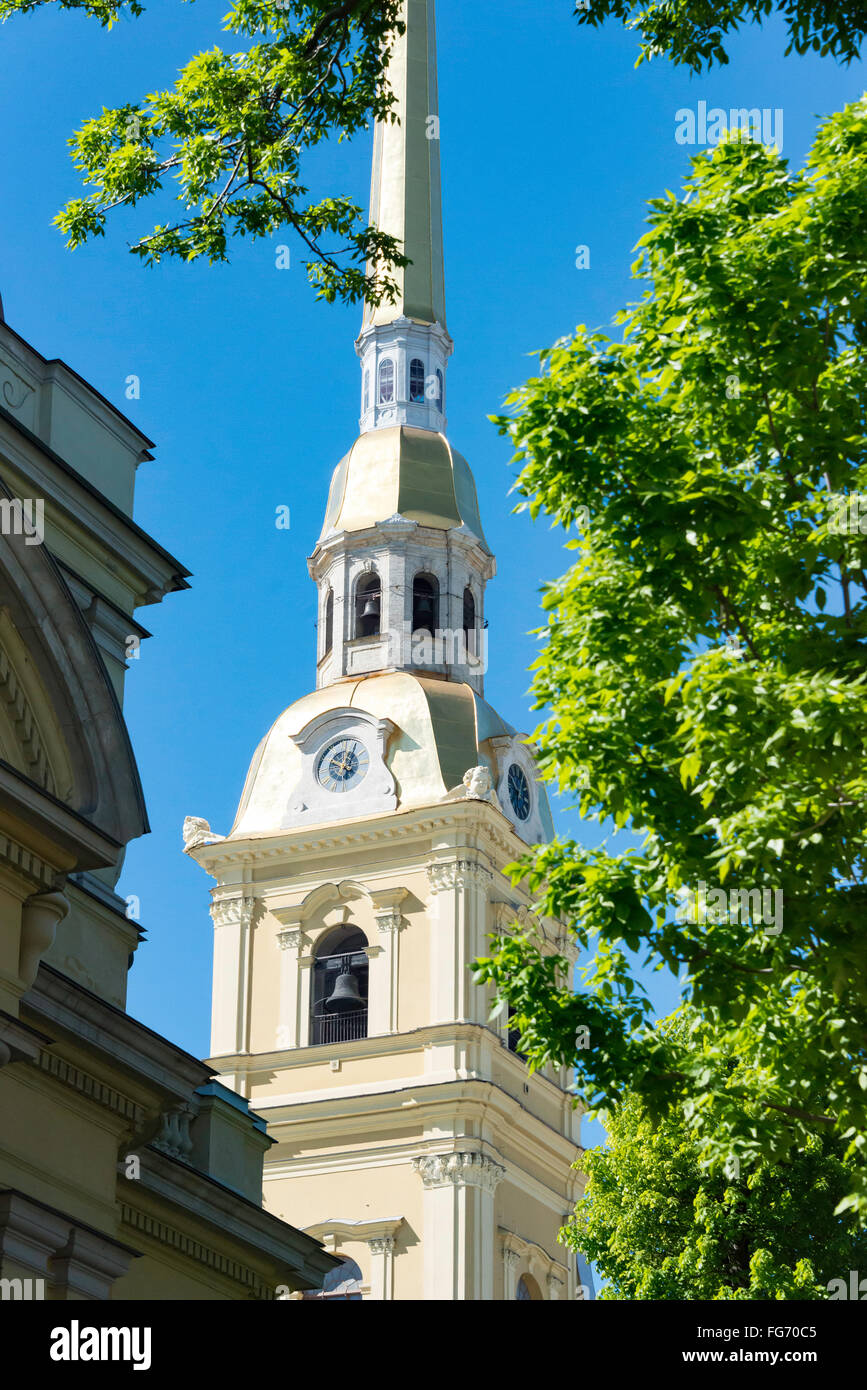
[311, 1009, 368, 1046]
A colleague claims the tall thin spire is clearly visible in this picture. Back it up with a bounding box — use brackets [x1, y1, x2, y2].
[364, 0, 446, 330]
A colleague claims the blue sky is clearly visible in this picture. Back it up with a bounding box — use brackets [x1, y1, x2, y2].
[0, 2, 860, 1072]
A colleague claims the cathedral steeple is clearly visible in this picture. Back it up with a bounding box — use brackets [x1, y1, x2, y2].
[195, 0, 580, 1302]
[311, 0, 491, 696]
[356, 0, 453, 435]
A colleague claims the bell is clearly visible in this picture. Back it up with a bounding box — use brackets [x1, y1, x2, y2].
[415, 594, 435, 619]
[325, 970, 364, 1013]
[360, 596, 379, 620]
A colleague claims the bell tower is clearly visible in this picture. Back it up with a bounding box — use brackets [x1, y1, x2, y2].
[188, 0, 583, 1301]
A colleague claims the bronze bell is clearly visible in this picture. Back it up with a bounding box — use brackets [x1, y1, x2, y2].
[325, 970, 364, 1013]
[360, 596, 379, 620]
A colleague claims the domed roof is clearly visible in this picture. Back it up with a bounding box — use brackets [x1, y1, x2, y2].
[319, 427, 488, 547]
[230, 673, 553, 840]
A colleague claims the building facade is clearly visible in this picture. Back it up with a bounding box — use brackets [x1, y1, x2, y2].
[188, 0, 584, 1301]
[0, 294, 337, 1299]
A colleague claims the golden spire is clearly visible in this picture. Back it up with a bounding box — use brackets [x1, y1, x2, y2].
[364, 0, 447, 330]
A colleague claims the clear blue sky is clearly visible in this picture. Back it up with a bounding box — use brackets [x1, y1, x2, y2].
[0, 2, 859, 1065]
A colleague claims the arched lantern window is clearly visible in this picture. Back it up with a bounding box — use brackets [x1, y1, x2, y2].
[310, 926, 368, 1046]
[323, 589, 334, 655]
[412, 573, 439, 636]
[378, 358, 395, 404]
[462, 586, 476, 657]
[435, 368, 444, 411]
[355, 571, 381, 638]
[409, 358, 425, 403]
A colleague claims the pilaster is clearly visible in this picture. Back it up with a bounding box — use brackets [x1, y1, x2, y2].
[209, 892, 255, 1070]
[426, 858, 492, 1025]
[413, 1151, 504, 1301]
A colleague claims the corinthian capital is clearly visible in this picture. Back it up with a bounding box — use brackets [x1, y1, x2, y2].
[413, 1151, 505, 1193]
[427, 859, 491, 894]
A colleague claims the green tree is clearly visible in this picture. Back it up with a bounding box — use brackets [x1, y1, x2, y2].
[569, 1013, 867, 1299]
[0, 0, 407, 303]
[4, 0, 864, 295]
[475, 98, 867, 1217]
[572, 0, 866, 71]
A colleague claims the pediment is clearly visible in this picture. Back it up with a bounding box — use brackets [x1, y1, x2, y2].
[0, 493, 147, 863]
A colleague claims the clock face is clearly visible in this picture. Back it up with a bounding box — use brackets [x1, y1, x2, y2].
[507, 763, 531, 821]
[316, 737, 370, 793]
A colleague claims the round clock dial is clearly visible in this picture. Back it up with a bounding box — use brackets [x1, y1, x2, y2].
[507, 763, 531, 821]
[316, 737, 370, 793]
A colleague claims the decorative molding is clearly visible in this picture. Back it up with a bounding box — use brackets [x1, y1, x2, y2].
[0, 645, 56, 794]
[0, 830, 57, 891]
[0, 1010, 45, 1068]
[37, 1050, 144, 1127]
[210, 895, 255, 930]
[19, 890, 68, 989]
[182, 816, 225, 852]
[151, 1102, 196, 1160]
[119, 1204, 272, 1299]
[500, 1228, 570, 1300]
[413, 1151, 505, 1193]
[427, 858, 492, 894]
[304, 1217, 403, 1248]
[368, 1235, 395, 1255]
[277, 927, 304, 951]
[0, 364, 36, 412]
[199, 800, 525, 867]
[374, 909, 404, 934]
[490, 900, 524, 935]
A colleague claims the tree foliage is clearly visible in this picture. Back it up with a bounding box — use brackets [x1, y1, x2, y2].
[568, 1012, 867, 1299]
[0, 0, 407, 303]
[573, 0, 866, 71]
[476, 98, 867, 1218]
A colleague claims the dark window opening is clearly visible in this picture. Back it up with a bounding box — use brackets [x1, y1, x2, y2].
[462, 586, 476, 656]
[507, 1007, 527, 1061]
[412, 573, 438, 636]
[310, 927, 368, 1046]
[323, 589, 334, 654]
[355, 572, 381, 638]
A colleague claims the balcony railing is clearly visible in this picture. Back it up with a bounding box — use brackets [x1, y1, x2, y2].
[311, 1009, 368, 1046]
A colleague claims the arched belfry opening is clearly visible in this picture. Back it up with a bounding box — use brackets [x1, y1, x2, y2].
[310, 926, 369, 1045]
[355, 571, 381, 638]
[323, 589, 334, 654]
[412, 573, 439, 636]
